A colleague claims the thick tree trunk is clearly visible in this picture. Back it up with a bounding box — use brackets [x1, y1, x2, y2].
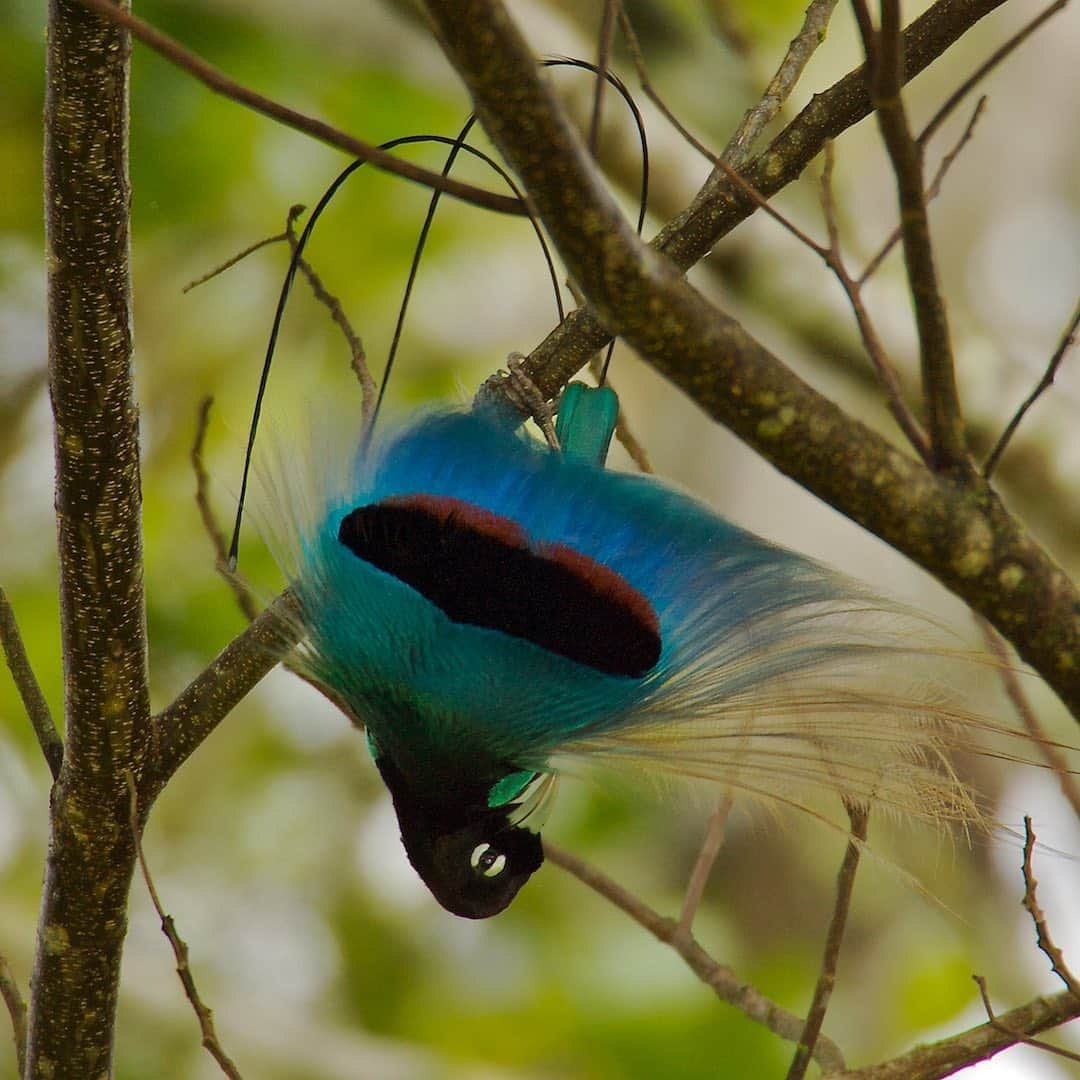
[27, 0, 151, 1075]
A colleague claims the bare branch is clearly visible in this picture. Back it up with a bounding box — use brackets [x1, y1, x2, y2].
[0, 587, 63, 779]
[678, 796, 732, 931]
[283, 207, 377, 420]
[973, 976, 1080, 1065]
[478, 0, 1013, 404]
[71, 0, 523, 217]
[920, 0, 1071, 147]
[616, 0, 839, 171]
[818, 142, 931, 460]
[144, 595, 297, 806]
[182, 229, 291, 294]
[588, 1, 618, 157]
[787, 803, 869, 1080]
[125, 772, 243, 1078]
[545, 842, 846, 1072]
[860, 96, 986, 285]
[438, 0, 1080, 724]
[1021, 818, 1080, 998]
[723, 0, 840, 166]
[192, 398, 262, 623]
[828, 988, 1080, 1077]
[984, 297, 1080, 478]
[568, 62, 935, 464]
[979, 622, 1080, 820]
[854, 0, 969, 473]
[0, 952, 27, 1079]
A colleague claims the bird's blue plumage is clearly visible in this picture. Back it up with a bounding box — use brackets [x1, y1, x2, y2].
[291, 408, 851, 767]
[272, 391, 998, 916]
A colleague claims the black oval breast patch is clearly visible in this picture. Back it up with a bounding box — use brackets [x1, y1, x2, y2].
[338, 494, 661, 678]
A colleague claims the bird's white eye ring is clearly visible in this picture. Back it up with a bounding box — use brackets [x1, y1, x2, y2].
[470, 842, 507, 878]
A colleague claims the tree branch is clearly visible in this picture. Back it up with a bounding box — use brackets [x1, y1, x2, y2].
[854, 0, 968, 473]
[545, 842, 846, 1072]
[432, 0, 1080, 723]
[984, 297, 1080, 478]
[722, 0, 840, 166]
[0, 587, 63, 779]
[28, 0, 152, 1072]
[143, 595, 299, 806]
[825, 990, 1080, 1077]
[1021, 818, 1080, 998]
[125, 772, 244, 1078]
[787, 803, 869, 1080]
[0, 952, 27, 1079]
[72, 0, 524, 216]
[479, 0, 1009, 405]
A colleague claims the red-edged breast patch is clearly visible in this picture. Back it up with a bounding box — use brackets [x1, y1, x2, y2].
[337, 494, 661, 678]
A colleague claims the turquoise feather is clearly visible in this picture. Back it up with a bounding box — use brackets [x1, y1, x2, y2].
[275, 388, 997, 917]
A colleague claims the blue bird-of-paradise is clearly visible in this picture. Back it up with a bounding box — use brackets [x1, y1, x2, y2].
[267, 382, 1002, 919]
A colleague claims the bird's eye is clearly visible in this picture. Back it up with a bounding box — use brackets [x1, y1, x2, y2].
[469, 842, 507, 878]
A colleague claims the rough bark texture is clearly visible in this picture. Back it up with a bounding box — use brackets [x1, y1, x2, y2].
[28, 0, 150, 1075]
[486, 0, 1009, 399]
[432, 0, 1080, 723]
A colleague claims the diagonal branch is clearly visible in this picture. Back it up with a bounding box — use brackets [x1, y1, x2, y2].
[854, 0, 969, 474]
[1021, 818, 1080, 998]
[973, 976, 1080, 1065]
[431, 0, 1080, 725]
[545, 842, 846, 1072]
[826, 989, 1080, 1078]
[490, 0, 1010, 408]
[143, 595, 298, 806]
[722, 0, 840, 166]
[787, 803, 869, 1080]
[125, 771, 244, 1078]
[0, 952, 27, 1079]
[984, 297, 1080, 478]
[0, 587, 63, 779]
[72, 0, 523, 216]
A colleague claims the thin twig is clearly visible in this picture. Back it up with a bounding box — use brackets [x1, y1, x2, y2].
[831, 987, 1080, 1077]
[615, 0, 838, 171]
[0, 587, 63, 779]
[678, 796, 733, 931]
[0, 951, 27, 1079]
[920, 0, 1070, 147]
[189, 409, 360, 729]
[71, 0, 522, 216]
[282, 207, 377, 421]
[860, 97, 986, 285]
[1021, 818, 1080, 998]
[191, 399, 261, 622]
[787, 802, 869, 1080]
[609, 56, 934, 466]
[182, 230, 290, 293]
[984, 297, 1080, 478]
[854, 0, 969, 473]
[588, 0, 618, 158]
[979, 622, 1080, 820]
[124, 771, 244, 1079]
[544, 841, 846, 1072]
[615, 4, 721, 164]
[818, 144, 932, 460]
[722, 0, 840, 166]
[973, 976, 1080, 1064]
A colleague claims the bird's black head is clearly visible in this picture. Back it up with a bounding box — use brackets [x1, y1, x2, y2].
[373, 752, 545, 919]
[410, 813, 544, 919]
